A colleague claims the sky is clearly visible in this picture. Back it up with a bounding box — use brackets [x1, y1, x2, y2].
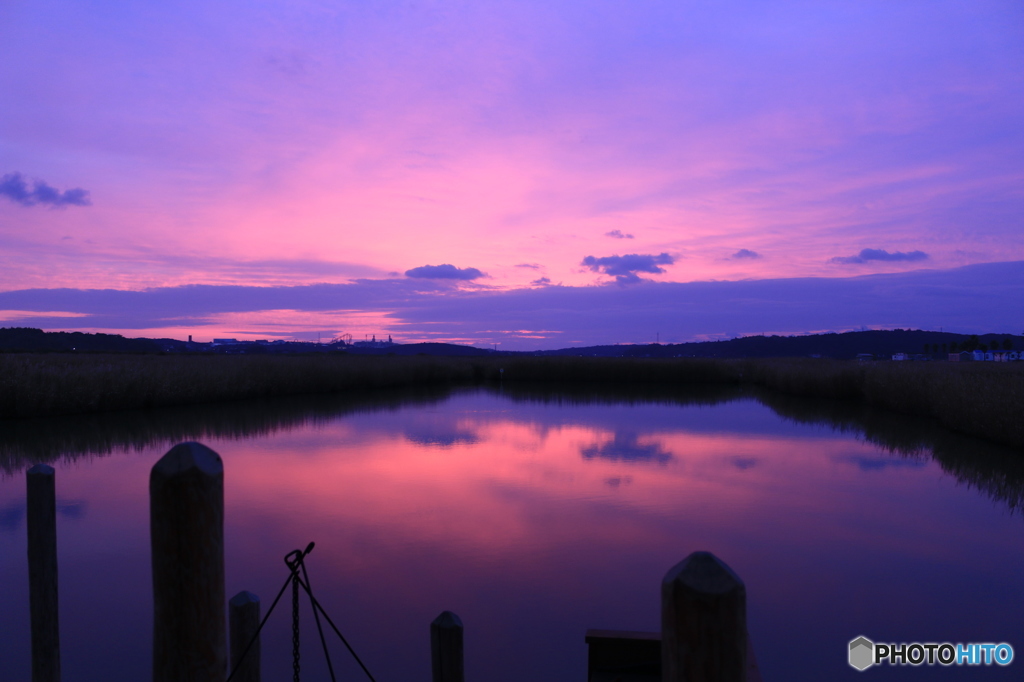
[1, 0, 1022, 348]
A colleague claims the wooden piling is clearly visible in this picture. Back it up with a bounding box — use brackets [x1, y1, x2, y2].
[661, 551, 746, 682]
[27, 463, 60, 682]
[150, 442, 225, 682]
[229, 591, 261, 682]
[431, 610, 464, 682]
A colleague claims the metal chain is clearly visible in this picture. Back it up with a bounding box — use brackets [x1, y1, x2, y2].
[241, 543, 375, 682]
[292, 573, 300, 682]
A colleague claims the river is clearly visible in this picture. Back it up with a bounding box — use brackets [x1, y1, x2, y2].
[1, 384, 1021, 680]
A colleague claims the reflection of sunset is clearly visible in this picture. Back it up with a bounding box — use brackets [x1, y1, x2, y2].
[215, 402, 996, 582]
[1, 391, 1021, 682]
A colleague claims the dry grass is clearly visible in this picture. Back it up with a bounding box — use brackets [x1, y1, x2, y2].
[0, 353, 479, 417]
[1, 353, 1021, 450]
[736, 358, 1024, 449]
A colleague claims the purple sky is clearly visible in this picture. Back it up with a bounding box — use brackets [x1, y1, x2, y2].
[1, 1, 1022, 347]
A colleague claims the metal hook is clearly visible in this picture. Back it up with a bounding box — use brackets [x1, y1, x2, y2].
[284, 541, 315, 571]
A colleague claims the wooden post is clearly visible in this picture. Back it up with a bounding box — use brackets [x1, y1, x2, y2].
[27, 464, 60, 682]
[229, 591, 261, 682]
[431, 610, 464, 682]
[661, 551, 746, 682]
[150, 442, 225, 682]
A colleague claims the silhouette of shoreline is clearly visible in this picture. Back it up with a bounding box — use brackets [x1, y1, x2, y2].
[2, 384, 1021, 516]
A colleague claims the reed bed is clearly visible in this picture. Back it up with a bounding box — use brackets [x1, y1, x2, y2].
[0, 353, 478, 418]
[1, 352, 1021, 450]
[736, 358, 1024, 450]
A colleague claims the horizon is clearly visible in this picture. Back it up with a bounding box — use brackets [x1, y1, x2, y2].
[2, 2, 1022, 349]
[4, 317, 1018, 352]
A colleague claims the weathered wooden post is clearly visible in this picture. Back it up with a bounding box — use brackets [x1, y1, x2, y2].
[27, 464, 60, 682]
[150, 442, 225, 682]
[229, 591, 261, 682]
[431, 610, 464, 682]
[661, 551, 746, 682]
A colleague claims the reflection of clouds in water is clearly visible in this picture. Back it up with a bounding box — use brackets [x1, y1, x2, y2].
[58, 501, 87, 519]
[581, 431, 673, 464]
[404, 428, 479, 448]
[839, 455, 927, 472]
[0, 503, 24, 532]
[0, 499, 85, 532]
[731, 457, 758, 470]
[604, 476, 633, 488]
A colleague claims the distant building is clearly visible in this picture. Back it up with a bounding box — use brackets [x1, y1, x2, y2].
[891, 353, 907, 361]
[856, 353, 874, 362]
[353, 334, 397, 349]
[949, 351, 972, 362]
[972, 350, 986, 361]
[212, 338, 239, 345]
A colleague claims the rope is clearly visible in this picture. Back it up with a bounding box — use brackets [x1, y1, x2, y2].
[226, 546, 307, 682]
[226, 541, 376, 682]
[293, 574, 378, 682]
[292, 570, 300, 682]
[303, 560, 338, 682]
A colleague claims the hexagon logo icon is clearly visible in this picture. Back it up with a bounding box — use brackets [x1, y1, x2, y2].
[849, 636, 874, 671]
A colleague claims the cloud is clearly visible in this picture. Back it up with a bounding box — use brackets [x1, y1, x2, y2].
[531, 277, 551, 286]
[731, 249, 761, 260]
[0, 172, 91, 207]
[515, 263, 541, 269]
[404, 264, 485, 280]
[581, 253, 674, 284]
[2, 261, 1021, 349]
[830, 248, 929, 265]
[605, 230, 634, 240]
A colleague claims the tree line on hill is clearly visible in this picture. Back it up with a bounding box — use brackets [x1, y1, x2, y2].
[536, 330, 1021, 360]
[0, 326, 1020, 359]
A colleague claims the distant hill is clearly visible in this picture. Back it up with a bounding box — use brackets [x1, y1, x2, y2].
[0, 327, 180, 353]
[0, 329, 493, 357]
[345, 342, 493, 357]
[2, 327, 1019, 359]
[534, 330, 1022, 360]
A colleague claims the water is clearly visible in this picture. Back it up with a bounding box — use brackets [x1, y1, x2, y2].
[0, 385, 1021, 681]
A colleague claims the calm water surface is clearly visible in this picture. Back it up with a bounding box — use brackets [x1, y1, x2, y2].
[0, 386, 1021, 681]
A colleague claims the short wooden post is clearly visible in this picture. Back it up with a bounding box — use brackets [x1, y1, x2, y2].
[27, 464, 60, 682]
[229, 591, 261, 682]
[150, 442, 225, 682]
[661, 551, 746, 682]
[431, 610, 464, 682]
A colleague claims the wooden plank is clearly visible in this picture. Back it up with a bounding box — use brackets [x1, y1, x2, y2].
[587, 628, 761, 682]
[27, 464, 60, 682]
[586, 629, 660, 642]
[150, 442, 225, 682]
[586, 629, 660, 682]
[431, 610, 464, 682]
[229, 590, 261, 682]
[661, 552, 746, 682]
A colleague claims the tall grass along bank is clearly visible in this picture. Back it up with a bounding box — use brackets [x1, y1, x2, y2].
[1, 353, 1021, 450]
[0, 354, 479, 418]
